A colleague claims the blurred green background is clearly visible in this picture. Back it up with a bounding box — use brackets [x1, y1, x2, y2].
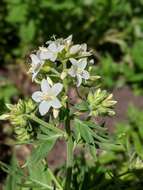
[1, 0, 143, 92]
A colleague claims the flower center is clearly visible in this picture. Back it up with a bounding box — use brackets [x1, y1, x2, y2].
[43, 93, 55, 101]
[76, 67, 82, 74]
[73, 65, 82, 74]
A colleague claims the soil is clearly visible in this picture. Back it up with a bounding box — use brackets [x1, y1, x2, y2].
[106, 86, 143, 131]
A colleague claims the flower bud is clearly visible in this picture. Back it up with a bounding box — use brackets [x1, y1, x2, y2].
[53, 109, 59, 118]
[0, 99, 36, 141]
[46, 76, 53, 86]
[87, 89, 117, 117]
[61, 70, 67, 80]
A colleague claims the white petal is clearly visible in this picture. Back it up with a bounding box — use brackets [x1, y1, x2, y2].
[57, 45, 64, 52]
[31, 61, 44, 81]
[81, 43, 87, 51]
[69, 58, 78, 66]
[78, 58, 87, 69]
[32, 71, 38, 81]
[51, 98, 62, 109]
[82, 70, 90, 80]
[32, 91, 43, 102]
[81, 51, 91, 56]
[65, 35, 72, 45]
[41, 79, 51, 93]
[39, 46, 48, 51]
[49, 53, 57, 62]
[70, 45, 80, 54]
[77, 74, 82, 87]
[51, 83, 63, 96]
[39, 50, 49, 60]
[48, 43, 57, 52]
[68, 67, 76, 77]
[39, 101, 51, 116]
[30, 54, 40, 65]
[39, 50, 55, 61]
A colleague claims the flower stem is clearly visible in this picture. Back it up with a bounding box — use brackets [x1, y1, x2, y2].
[48, 168, 63, 190]
[26, 114, 65, 136]
[64, 103, 73, 190]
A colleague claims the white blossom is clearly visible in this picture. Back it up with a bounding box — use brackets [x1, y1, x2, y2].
[68, 58, 89, 87]
[29, 53, 44, 81]
[32, 79, 63, 116]
[39, 42, 64, 62]
[69, 43, 91, 57]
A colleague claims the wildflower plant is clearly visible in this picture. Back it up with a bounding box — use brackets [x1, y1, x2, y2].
[0, 36, 118, 190]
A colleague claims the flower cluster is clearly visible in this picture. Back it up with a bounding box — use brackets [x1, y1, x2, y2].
[29, 35, 93, 115]
[29, 35, 91, 82]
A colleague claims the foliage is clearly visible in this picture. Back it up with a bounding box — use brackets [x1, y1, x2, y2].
[115, 105, 143, 159]
[0, 36, 119, 190]
[2, 105, 143, 189]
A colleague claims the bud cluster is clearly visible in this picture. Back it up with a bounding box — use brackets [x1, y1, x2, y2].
[0, 99, 35, 141]
[87, 89, 117, 116]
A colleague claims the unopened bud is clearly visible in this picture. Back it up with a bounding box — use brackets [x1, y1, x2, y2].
[53, 109, 59, 118]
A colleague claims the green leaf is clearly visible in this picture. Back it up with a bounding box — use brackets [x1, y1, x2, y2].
[3, 156, 23, 190]
[74, 119, 94, 144]
[19, 20, 36, 43]
[99, 142, 124, 152]
[131, 40, 143, 70]
[88, 145, 97, 161]
[83, 121, 107, 131]
[75, 102, 89, 112]
[6, 4, 27, 23]
[27, 162, 53, 190]
[131, 131, 143, 159]
[26, 137, 57, 166]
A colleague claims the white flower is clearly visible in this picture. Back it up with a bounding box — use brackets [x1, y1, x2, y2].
[69, 43, 91, 57]
[68, 58, 89, 87]
[32, 79, 63, 116]
[29, 53, 44, 81]
[39, 42, 64, 62]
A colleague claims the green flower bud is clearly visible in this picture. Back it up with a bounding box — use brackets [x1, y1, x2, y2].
[87, 89, 117, 117]
[0, 99, 36, 141]
[14, 126, 31, 142]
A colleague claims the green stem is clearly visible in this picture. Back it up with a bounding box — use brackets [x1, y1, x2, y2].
[66, 135, 73, 168]
[26, 114, 65, 136]
[48, 168, 63, 190]
[64, 104, 73, 190]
